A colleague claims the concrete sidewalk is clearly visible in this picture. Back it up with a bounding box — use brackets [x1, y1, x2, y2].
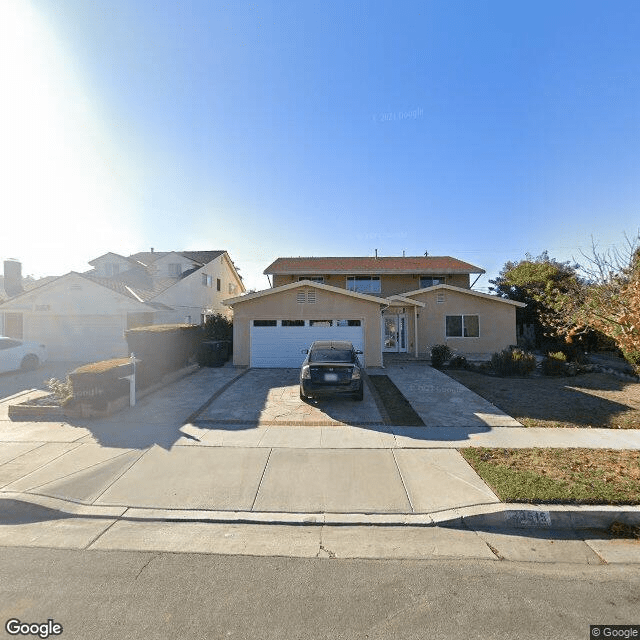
[0, 365, 639, 563]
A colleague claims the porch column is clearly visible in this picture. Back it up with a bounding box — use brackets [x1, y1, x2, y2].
[414, 305, 418, 357]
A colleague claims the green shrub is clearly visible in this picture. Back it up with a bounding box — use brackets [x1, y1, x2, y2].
[448, 354, 469, 370]
[490, 348, 537, 376]
[203, 314, 233, 341]
[430, 344, 453, 368]
[541, 351, 567, 376]
[125, 324, 202, 385]
[68, 358, 134, 408]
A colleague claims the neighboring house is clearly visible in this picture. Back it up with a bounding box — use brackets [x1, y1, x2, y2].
[0, 250, 244, 362]
[224, 255, 525, 368]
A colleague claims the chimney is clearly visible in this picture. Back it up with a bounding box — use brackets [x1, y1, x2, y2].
[4, 259, 23, 297]
[151, 247, 154, 253]
[374, 249, 378, 258]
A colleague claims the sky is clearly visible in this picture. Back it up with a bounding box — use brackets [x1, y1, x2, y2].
[1, 0, 639, 293]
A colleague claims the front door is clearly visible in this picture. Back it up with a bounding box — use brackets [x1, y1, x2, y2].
[383, 314, 407, 352]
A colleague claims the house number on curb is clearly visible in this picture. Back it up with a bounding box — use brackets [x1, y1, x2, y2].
[505, 510, 552, 527]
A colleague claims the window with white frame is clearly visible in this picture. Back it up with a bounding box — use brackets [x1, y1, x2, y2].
[446, 315, 479, 337]
[346, 275, 380, 293]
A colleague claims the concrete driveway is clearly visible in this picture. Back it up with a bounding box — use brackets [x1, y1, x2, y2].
[196, 368, 384, 426]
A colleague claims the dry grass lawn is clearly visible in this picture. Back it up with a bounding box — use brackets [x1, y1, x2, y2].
[445, 370, 640, 429]
[461, 448, 640, 505]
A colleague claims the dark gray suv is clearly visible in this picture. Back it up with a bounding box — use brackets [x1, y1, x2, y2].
[299, 340, 364, 401]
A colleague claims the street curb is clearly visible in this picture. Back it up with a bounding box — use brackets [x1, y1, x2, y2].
[2, 491, 639, 532]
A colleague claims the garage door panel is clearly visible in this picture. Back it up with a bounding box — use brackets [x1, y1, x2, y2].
[250, 324, 364, 368]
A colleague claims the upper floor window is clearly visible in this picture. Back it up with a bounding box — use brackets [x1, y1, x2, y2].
[346, 275, 380, 293]
[298, 276, 324, 283]
[217, 278, 221, 291]
[420, 275, 445, 288]
[169, 263, 182, 277]
[202, 274, 212, 287]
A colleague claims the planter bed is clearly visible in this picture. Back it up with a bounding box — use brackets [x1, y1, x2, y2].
[8, 364, 199, 421]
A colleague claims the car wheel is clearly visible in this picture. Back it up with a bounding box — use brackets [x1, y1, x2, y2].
[353, 386, 364, 401]
[21, 354, 39, 371]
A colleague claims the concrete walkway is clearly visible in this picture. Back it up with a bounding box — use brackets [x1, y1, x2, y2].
[0, 364, 639, 563]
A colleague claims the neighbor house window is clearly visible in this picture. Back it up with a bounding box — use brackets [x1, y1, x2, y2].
[446, 315, 479, 337]
[420, 276, 445, 288]
[298, 276, 324, 283]
[281, 320, 305, 327]
[169, 263, 182, 276]
[202, 274, 212, 287]
[217, 278, 221, 291]
[310, 320, 332, 327]
[346, 276, 380, 293]
[105, 263, 120, 277]
[253, 320, 277, 327]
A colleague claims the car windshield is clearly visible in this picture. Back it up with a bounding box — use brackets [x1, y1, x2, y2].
[309, 348, 354, 363]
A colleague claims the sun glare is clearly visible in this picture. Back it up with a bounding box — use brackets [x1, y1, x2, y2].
[0, 0, 141, 277]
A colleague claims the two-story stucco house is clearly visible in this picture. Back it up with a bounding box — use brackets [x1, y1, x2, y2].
[0, 250, 244, 362]
[224, 255, 525, 368]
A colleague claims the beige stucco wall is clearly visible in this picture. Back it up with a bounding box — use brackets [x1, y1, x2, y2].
[272, 273, 470, 293]
[409, 288, 518, 356]
[229, 286, 383, 367]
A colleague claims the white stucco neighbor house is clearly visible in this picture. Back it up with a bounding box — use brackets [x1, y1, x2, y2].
[0, 250, 245, 362]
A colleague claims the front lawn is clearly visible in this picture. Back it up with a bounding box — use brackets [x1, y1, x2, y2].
[461, 447, 640, 505]
[445, 370, 640, 429]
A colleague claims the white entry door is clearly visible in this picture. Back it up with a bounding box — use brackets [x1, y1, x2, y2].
[382, 314, 407, 352]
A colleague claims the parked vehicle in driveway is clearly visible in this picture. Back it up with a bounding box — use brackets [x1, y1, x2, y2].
[0, 337, 47, 373]
[299, 340, 364, 401]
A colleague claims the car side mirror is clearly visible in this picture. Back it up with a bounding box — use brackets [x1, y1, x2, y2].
[355, 350, 363, 354]
[301, 349, 309, 354]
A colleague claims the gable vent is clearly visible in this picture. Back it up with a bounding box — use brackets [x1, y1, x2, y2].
[307, 290, 316, 303]
[296, 291, 306, 304]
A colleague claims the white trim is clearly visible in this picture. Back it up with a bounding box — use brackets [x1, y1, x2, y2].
[223, 279, 389, 306]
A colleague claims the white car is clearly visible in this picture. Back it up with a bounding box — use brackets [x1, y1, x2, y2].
[0, 336, 47, 373]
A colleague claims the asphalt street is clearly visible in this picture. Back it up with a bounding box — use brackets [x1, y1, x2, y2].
[1, 547, 638, 640]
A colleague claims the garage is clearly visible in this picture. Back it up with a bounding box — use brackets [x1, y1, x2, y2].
[225, 281, 386, 368]
[250, 319, 364, 367]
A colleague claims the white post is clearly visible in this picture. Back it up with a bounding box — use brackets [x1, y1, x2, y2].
[129, 352, 136, 407]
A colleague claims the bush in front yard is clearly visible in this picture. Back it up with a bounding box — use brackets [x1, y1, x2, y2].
[125, 324, 202, 386]
[490, 348, 537, 376]
[448, 354, 470, 370]
[541, 351, 567, 376]
[430, 344, 452, 368]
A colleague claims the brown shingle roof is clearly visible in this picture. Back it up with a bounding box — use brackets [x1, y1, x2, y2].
[264, 256, 485, 275]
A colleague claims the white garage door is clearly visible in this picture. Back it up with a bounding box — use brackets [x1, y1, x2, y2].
[250, 320, 365, 367]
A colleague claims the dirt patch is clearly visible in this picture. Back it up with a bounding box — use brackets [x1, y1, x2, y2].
[445, 370, 640, 429]
[368, 375, 425, 426]
[461, 448, 640, 504]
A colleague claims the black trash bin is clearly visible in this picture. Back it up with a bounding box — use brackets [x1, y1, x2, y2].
[198, 340, 227, 367]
